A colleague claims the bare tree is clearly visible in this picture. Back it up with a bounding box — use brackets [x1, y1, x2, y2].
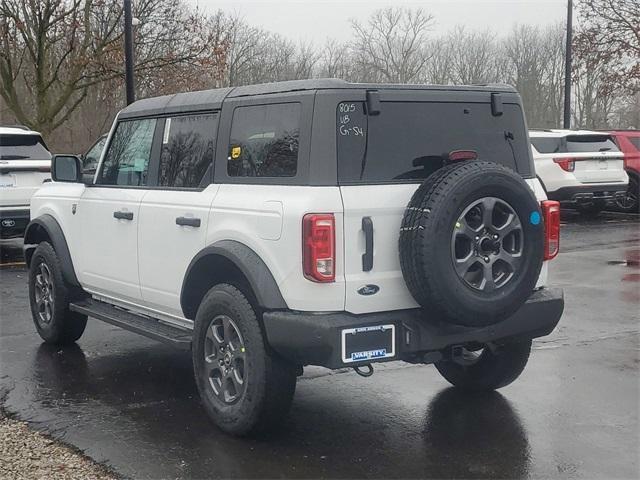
[0, 0, 219, 136]
[448, 27, 500, 84]
[574, 0, 639, 92]
[350, 7, 434, 83]
[318, 39, 354, 80]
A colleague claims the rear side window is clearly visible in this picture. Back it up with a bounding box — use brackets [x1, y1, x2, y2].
[0, 134, 50, 160]
[159, 113, 218, 188]
[530, 137, 563, 154]
[98, 119, 156, 186]
[629, 137, 640, 150]
[532, 135, 619, 154]
[227, 103, 300, 177]
[337, 101, 531, 184]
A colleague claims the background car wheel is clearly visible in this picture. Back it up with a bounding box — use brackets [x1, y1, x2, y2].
[192, 283, 297, 436]
[615, 177, 639, 213]
[435, 339, 532, 391]
[399, 161, 544, 327]
[28, 242, 87, 344]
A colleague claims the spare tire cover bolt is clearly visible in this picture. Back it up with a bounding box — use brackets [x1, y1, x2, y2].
[484, 256, 490, 263]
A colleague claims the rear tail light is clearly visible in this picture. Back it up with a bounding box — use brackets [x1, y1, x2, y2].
[541, 200, 560, 260]
[553, 157, 575, 172]
[303, 214, 335, 282]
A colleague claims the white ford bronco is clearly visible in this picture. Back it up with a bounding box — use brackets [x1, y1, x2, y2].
[24, 79, 564, 435]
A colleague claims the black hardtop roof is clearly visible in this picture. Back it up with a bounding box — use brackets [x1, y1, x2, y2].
[118, 78, 517, 119]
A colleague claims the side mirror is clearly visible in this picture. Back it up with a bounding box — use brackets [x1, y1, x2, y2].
[51, 155, 82, 183]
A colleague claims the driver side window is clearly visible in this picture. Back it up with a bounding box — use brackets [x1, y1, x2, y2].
[98, 119, 157, 186]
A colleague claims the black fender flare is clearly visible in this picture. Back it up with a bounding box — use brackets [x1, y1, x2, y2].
[23, 214, 80, 287]
[180, 240, 287, 316]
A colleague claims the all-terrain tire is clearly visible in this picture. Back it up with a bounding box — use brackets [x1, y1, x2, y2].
[28, 242, 87, 344]
[435, 339, 532, 390]
[192, 283, 297, 436]
[400, 161, 544, 327]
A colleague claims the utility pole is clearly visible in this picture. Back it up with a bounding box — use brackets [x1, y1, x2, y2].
[563, 0, 573, 129]
[124, 0, 135, 105]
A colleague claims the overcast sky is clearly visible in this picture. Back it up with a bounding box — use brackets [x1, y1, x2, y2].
[187, 0, 568, 43]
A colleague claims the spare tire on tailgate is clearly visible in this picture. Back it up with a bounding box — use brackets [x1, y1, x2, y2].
[399, 160, 544, 327]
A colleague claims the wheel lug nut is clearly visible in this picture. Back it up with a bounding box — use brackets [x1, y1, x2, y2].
[484, 256, 490, 263]
[493, 234, 499, 240]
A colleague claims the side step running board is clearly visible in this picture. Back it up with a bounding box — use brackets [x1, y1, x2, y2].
[70, 298, 192, 350]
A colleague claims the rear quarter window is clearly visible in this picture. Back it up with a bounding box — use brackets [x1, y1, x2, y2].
[337, 101, 532, 184]
[530, 137, 563, 154]
[227, 103, 300, 178]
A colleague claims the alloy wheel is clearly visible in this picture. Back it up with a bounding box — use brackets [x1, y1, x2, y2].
[203, 315, 247, 404]
[34, 262, 54, 325]
[451, 197, 524, 292]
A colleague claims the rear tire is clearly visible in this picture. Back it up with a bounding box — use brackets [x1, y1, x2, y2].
[192, 283, 297, 436]
[28, 242, 87, 344]
[615, 176, 639, 213]
[435, 339, 532, 391]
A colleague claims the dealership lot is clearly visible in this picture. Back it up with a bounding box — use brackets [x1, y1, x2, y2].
[0, 211, 638, 479]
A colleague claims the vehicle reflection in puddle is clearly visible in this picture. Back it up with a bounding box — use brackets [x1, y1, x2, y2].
[422, 388, 530, 478]
[0, 239, 25, 265]
[611, 248, 640, 303]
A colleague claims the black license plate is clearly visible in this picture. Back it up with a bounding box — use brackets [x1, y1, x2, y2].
[341, 324, 395, 363]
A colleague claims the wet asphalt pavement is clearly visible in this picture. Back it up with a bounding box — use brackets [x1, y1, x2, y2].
[1, 211, 638, 479]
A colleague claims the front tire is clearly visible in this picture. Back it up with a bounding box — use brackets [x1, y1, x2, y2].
[192, 283, 297, 436]
[28, 242, 87, 344]
[435, 340, 532, 391]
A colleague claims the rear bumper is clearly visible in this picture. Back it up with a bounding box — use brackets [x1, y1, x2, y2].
[263, 288, 564, 369]
[548, 184, 627, 204]
[0, 207, 30, 239]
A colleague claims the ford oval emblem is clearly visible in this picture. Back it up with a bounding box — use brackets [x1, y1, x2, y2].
[357, 284, 380, 296]
[1, 219, 15, 228]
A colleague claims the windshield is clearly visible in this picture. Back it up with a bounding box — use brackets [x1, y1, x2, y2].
[337, 100, 532, 184]
[0, 134, 51, 160]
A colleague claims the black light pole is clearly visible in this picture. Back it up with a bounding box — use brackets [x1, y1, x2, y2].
[123, 0, 135, 105]
[563, 0, 573, 129]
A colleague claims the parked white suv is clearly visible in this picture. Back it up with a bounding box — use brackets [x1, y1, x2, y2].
[0, 126, 51, 238]
[24, 80, 564, 435]
[530, 129, 628, 215]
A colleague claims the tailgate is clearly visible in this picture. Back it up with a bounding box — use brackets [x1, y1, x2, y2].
[0, 161, 51, 207]
[340, 184, 420, 314]
[573, 155, 626, 184]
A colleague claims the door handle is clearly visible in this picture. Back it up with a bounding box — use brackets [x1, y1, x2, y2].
[362, 216, 374, 272]
[176, 216, 201, 228]
[113, 210, 133, 220]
